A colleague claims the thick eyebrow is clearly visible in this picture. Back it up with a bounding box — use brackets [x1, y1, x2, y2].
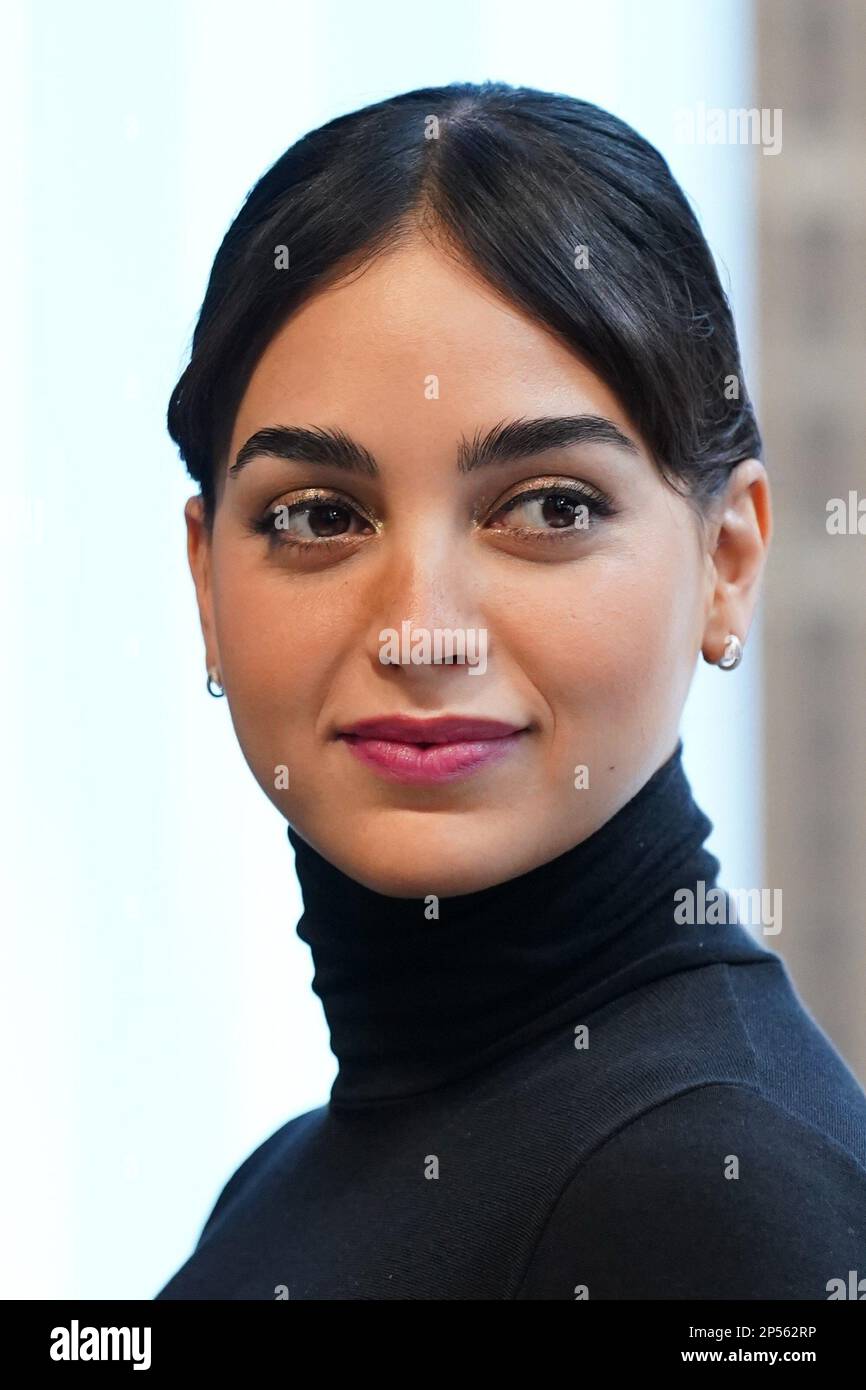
[228, 414, 639, 480]
[456, 415, 640, 473]
[229, 426, 379, 478]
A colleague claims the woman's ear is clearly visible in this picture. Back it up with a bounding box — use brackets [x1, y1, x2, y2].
[184, 494, 221, 677]
[701, 459, 773, 665]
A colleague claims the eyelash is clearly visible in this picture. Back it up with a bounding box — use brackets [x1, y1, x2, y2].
[247, 481, 617, 553]
[247, 495, 374, 553]
[490, 482, 617, 540]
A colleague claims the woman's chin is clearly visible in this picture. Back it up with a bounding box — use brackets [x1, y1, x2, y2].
[302, 820, 537, 900]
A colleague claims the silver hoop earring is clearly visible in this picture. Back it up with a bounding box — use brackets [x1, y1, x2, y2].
[718, 634, 743, 671]
[206, 669, 225, 698]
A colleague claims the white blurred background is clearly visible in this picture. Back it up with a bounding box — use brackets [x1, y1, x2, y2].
[0, 0, 762, 1298]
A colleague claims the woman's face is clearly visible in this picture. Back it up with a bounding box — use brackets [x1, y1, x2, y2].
[186, 235, 769, 895]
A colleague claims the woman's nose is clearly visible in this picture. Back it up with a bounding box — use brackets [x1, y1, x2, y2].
[362, 525, 488, 677]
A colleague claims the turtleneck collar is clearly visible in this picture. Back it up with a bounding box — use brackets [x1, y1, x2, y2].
[287, 739, 773, 1109]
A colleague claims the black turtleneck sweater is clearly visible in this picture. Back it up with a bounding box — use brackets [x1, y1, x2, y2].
[156, 742, 866, 1299]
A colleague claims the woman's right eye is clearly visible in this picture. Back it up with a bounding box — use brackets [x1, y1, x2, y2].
[251, 495, 375, 549]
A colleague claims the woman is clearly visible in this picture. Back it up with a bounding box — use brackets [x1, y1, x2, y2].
[156, 81, 866, 1299]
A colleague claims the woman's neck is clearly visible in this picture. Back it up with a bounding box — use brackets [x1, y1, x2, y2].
[287, 739, 773, 1108]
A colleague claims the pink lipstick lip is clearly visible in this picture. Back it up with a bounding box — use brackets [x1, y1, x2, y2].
[339, 729, 526, 784]
[337, 715, 525, 743]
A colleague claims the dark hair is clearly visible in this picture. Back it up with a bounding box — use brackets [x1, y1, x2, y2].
[167, 80, 761, 529]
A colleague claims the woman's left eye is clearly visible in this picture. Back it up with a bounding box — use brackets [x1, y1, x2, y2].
[486, 484, 616, 536]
